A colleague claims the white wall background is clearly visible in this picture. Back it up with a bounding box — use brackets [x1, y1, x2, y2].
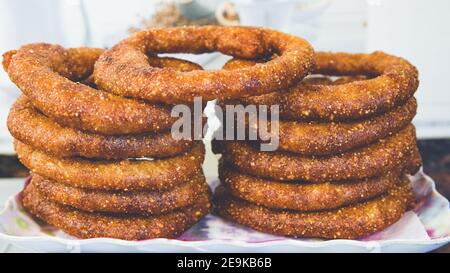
[366, 0, 450, 138]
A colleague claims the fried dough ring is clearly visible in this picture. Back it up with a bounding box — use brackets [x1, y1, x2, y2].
[22, 180, 212, 240]
[213, 125, 419, 182]
[93, 26, 314, 104]
[2, 44, 202, 135]
[8, 96, 195, 159]
[215, 179, 413, 239]
[15, 141, 205, 190]
[248, 98, 417, 155]
[32, 173, 209, 215]
[219, 163, 401, 211]
[223, 51, 418, 121]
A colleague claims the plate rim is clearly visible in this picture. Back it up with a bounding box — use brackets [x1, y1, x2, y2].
[0, 190, 449, 250]
[1, 171, 449, 251]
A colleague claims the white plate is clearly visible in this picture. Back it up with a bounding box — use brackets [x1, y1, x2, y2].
[0, 170, 449, 253]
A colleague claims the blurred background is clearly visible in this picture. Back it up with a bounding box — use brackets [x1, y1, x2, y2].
[0, 0, 449, 184]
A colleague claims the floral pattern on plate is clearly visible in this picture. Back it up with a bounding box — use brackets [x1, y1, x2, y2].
[0, 169, 449, 252]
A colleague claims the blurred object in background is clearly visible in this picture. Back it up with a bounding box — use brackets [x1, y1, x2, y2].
[83, 0, 238, 48]
[128, 0, 239, 32]
[366, 0, 450, 139]
[216, 1, 240, 25]
[233, 0, 366, 52]
[83, 0, 239, 66]
[128, 1, 219, 32]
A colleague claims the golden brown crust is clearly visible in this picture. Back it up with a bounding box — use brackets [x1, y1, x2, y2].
[3, 44, 201, 135]
[1, 50, 16, 71]
[224, 51, 418, 121]
[8, 96, 195, 159]
[233, 98, 417, 155]
[215, 178, 413, 239]
[219, 163, 400, 211]
[15, 140, 205, 190]
[213, 125, 419, 182]
[33, 173, 209, 215]
[93, 26, 315, 104]
[22, 180, 212, 240]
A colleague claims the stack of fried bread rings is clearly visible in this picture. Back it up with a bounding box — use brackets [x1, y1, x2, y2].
[2, 26, 317, 240]
[213, 51, 421, 239]
[3, 26, 422, 241]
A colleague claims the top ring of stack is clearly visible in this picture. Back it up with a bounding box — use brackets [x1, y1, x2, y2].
[93, 26, 315, 104]
[2, 44, 201, 136]
[223, 51, 418, 121]
[3, 44, 205, 160]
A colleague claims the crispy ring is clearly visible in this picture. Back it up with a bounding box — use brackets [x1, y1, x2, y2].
[15, 140, 205, 190]
[248, 98, 416, 155]
[32, 173, 209, 215]
[8, 96, 195, 159]
[219, 163, 401, 211]
[2, 44, 202, 135]
[93, 26, 314, 104]
[22, 180, 211, 240]
[213, 125, 419, 182]
[215, 178, 413, 239]
[223, 51, 418, 121]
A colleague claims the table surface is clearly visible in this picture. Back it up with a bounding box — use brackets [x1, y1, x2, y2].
[1, 138, 449, 253]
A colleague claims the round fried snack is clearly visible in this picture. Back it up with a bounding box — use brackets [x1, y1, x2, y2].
[93, 26, 314, 104]
[223, 51, 418, 121]
[8, 96, 195, 159]
[2, 44, 202, 135]
[215, 178, 414, 239]
[219, 164, 401, 211]
[213, 125, 419, 182]
[22, 181, 212, 240]
[236, 98, 416, 155]
[15, 141, 205, 190]
[32, 173, 209, 215]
